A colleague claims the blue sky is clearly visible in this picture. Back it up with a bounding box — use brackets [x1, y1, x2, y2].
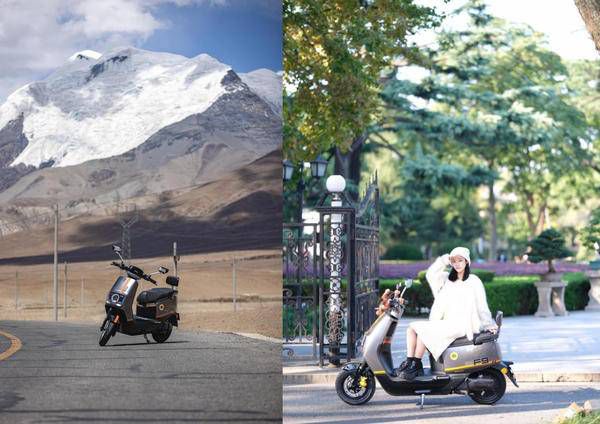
[0, 0, 282, 102]
[142, 2, 282, 72]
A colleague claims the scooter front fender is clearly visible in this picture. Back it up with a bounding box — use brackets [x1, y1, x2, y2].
[494, 361, 519, 387]
[341, 362, 363, 372]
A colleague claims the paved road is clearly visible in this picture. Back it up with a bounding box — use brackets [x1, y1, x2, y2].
[283, 382, 600, 423]
[0, 320, 281, 423]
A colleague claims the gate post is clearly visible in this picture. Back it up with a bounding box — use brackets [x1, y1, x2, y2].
[326, 175, 346, 366]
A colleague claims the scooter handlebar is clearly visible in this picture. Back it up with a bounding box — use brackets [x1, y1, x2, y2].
[145, 275, 158, 285]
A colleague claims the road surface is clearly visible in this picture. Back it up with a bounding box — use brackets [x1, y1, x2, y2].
[0, 320, 281, 423]
[284, 382, 600, 423]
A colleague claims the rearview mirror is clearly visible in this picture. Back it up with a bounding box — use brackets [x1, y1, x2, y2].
[112, 245, 121, 253]
[404, 279, 413, 288]
[159, 266, 168, 274]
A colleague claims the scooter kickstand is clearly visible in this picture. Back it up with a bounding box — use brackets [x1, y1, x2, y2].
[143, 334, 151, 344]
[416, 393, 425, 409]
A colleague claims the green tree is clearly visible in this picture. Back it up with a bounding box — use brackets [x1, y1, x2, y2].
[528, 228, 573, 273]
[283, 0, 438, 185]
[377, 0, 594, 258]
[377, 144, 490, 258]
[581, 209, 600, 253]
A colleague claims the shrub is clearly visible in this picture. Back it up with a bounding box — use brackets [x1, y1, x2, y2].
[484, 280, 538, 317]
[383, 243, 423, 260]
[564, 272, 590, 311]
[472, 269, 495, 283]
[528, 228, 572, 273]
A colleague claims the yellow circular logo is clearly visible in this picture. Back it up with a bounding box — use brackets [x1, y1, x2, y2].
[158, 304, 165, 311]
[449, 352, 458, 360]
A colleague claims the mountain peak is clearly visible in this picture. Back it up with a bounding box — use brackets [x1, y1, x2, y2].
[68, 50, 102, 62]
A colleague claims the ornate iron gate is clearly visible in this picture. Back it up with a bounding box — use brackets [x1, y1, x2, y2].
[316, 175, 380, 366]
[282, 175, 379, 366]
[350, 178, 380, 359]
[282, 223, 319, 358]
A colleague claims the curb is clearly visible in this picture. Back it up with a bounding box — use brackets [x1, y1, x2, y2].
[0, 329, 22, 361]
[283, 370, 600, 385]
[230, 332, 280, 344]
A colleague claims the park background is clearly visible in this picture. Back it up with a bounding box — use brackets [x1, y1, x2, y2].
[283, 0, 600, 321]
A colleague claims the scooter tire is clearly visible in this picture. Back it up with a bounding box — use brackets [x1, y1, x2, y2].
[151, 322, 173, 343]
[99, 321, 115, 346]
[336, 369, 376, 405]
[467, 368, 507, 405]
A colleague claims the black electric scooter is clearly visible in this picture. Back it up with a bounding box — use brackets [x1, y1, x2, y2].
[336, 279, 518, 407]
[99, 245, 180, 346]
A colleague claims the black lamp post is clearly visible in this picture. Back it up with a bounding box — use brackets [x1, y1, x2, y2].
[283, 155, 328, 223]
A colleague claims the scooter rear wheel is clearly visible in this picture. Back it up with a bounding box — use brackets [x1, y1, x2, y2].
[151, 322, 173, 343]
[99, 321, 115, 346]
[336, 369, 376, 405]
[467, 368, 507, 405]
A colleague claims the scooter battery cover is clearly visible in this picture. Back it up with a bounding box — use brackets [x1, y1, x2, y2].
[136, 304, 156, 319]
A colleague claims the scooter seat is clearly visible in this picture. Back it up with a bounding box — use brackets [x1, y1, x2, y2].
[450, 331, 497, 347]
[137, 288, 174, 305]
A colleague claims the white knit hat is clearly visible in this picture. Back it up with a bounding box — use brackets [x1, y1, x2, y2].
[449, 247, 471, 265]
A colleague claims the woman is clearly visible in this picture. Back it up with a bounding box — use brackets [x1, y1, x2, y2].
[378, 247, 498, 381]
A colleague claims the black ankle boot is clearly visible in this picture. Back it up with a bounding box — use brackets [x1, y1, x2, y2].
[394, 357, 413, 376]
[399, 358, 424, 381]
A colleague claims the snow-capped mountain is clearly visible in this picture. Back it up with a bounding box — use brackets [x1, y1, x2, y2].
[0, 47, 281, 231]
[239, 69, 282, 116]
[0, 47, 275, 169]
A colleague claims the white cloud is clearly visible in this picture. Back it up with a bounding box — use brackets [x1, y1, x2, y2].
[0, 0, 242, 101]
[63, 0, 165, 37]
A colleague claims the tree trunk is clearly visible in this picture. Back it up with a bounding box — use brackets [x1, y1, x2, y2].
[334, 136, 365, 198]
[575, 0, 600, 52]
[488, 180, 498, 261]
[523, 191, 538, 240]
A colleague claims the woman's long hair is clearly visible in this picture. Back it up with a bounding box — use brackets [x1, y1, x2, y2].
[449, 263, 470, 281]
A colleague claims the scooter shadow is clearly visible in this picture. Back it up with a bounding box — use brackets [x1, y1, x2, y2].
[106, 340, 189, 347]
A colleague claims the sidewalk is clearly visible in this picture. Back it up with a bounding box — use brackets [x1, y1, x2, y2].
[283, 310, 600, 385]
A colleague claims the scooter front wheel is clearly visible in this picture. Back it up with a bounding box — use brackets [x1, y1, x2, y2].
[336, 369, 376, 405]
[467, 368, 507, 405]
[99, 321, 116, 346]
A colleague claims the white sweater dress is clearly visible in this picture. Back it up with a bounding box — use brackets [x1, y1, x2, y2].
[408, 255, 497, 361]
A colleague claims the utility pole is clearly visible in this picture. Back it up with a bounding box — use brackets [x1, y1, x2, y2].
[15, 271, 18, 311]
[119, 207, 138, 260]
[53, 204, 59, 321]
[173, 242, 179, 277]
[63, 261, 68, 318]
[232, 257, 237, 312]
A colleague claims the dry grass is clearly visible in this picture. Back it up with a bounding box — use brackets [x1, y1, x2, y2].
[0, 250, 281, 338]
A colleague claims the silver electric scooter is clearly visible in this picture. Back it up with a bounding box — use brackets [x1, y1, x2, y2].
[335, 279, 518, 407]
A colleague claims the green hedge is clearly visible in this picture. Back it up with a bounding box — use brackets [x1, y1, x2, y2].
[564, 272, 590, 310]
[484, 280, 538, 317]
[379, 272, 590, 317]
